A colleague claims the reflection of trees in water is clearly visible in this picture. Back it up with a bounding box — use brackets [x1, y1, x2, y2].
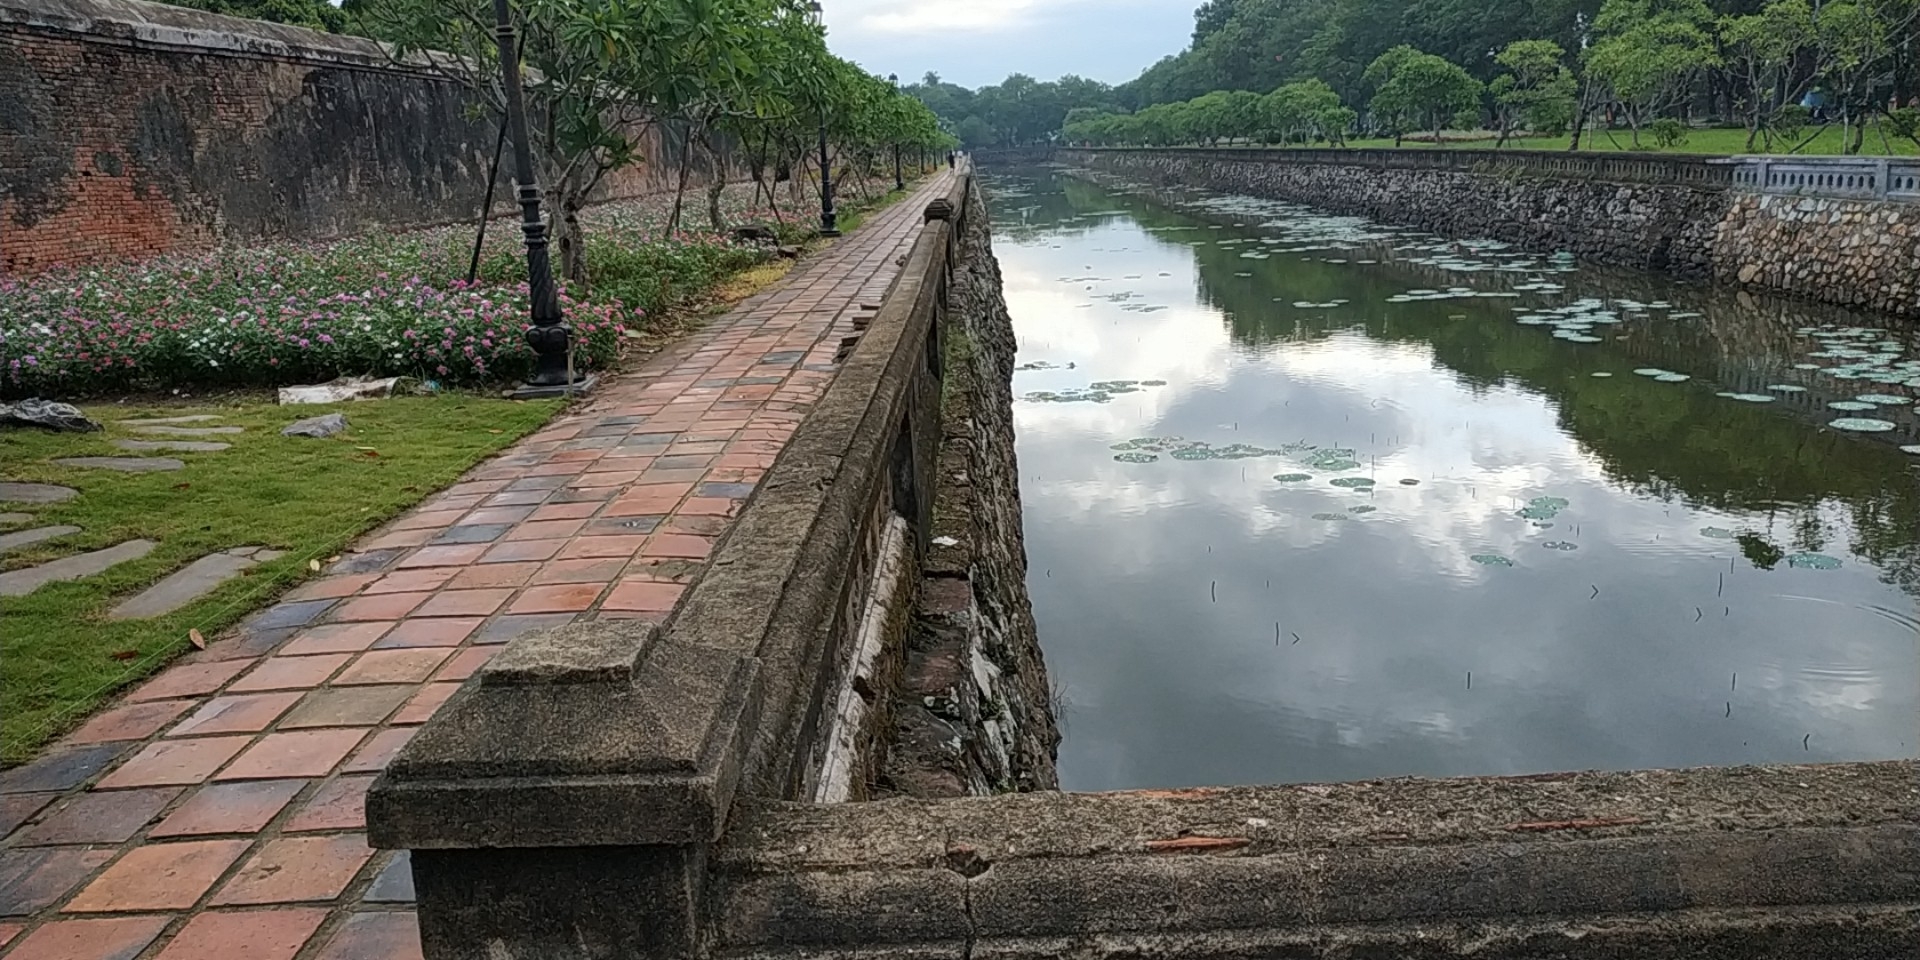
[994, 166, 1920, 605]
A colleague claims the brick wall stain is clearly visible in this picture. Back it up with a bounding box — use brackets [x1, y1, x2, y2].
[1, 21, 707, 275]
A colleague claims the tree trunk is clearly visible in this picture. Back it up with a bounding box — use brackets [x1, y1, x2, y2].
[703, 132, 727, 231]
[553, 187, 589, 295]
[665, 129, 697, 239]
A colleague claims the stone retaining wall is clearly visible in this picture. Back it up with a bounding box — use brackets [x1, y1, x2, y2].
[1057, 148, 1919, 319]
[877, 184, 1059, 799]
[0, 0, 715, 274]
[1714, 193, 1919, 317]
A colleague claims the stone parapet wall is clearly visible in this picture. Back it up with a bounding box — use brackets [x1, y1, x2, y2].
[0, 0, 710, 274]
[717, 761, 1920, 959]
[1057, 148, 1919, 319]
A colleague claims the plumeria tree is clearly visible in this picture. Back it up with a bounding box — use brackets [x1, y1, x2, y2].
[1582, 0, 1719, 148]
[1489, 40, 1577, 145]
[352, 0, 802, 286]
[1364, 45, 1483, 144]
[1260, 79, 1355, 145]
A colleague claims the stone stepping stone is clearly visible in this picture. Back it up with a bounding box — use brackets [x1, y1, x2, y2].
[0, 525, 81, 554]
[54, 457, 185, 472]
[109, 546, 283, 619]
[0, 539, 156, 597]
[112, 439, 231, 453]
[118, 415, 222, 425]
[127, 425, 243, 436]
[0, 513, 33, 524]
[0, 482, 78, 504]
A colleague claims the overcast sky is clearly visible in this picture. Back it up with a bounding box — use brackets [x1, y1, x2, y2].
[823, 0, 1194, 90]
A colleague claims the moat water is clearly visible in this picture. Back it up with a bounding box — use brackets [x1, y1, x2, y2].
[989, 167, 1920, 791]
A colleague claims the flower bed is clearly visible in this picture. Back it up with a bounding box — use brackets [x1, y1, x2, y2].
[0, 185, 786, 397]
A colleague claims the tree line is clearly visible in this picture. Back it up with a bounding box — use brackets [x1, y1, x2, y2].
[156, 0, 955, 284]
[915, 0, 1920, 155]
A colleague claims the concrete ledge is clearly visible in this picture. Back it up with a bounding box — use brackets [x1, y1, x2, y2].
[714, 761, 1920, 956]
[0, 0, 409, 71]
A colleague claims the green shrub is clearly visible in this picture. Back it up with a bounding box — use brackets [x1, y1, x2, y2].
[1649, 118, 1690, 149]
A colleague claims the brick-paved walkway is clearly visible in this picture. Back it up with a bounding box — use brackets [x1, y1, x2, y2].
[0, 172, 952, 960]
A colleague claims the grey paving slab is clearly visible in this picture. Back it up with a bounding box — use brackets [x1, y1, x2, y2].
[0, 539, 157, 597]
[0, 525, 81, 554]
[108, 548, 267, 619]
[126, 425, 244, 436]
[112, 439, 231, 452]
[118, 415, 222, 424]
[53, 457, 185, 472]
[0, 482, 77, 504]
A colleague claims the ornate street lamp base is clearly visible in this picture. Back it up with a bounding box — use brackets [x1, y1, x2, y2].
[509, 372, 598, 400]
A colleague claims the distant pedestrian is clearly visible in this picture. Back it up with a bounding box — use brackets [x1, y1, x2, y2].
[946, 152, 955, 169]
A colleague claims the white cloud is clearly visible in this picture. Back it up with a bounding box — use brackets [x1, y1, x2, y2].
[828, 0, 1082, 36]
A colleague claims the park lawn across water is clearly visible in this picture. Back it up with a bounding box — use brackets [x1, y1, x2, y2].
[0, 394, 558, 763]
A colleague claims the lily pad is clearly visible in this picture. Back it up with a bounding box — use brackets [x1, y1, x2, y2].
[1766, 384, 1807, 392]
[1113, 452, 1159, 463]
[1399, 478, 1420, 485]
[1272, 473, 1313, 482]
[1633, 368, 1671, 377]
[1311, 512, 1351, 521]
[1829, 417, 1897, 432]
[1329, 477, 1376, 488]
[1716, 392, 1776, 403]
[1349, 505, 1377, 514]
[1785, 553, 1842, 570]
[1827, 401, 1878, 411]
[1470, 554, 1514, 567]
[1699, 526, 1737, 539]
[1899, 445, 1920, 455]
[1591, 372, 1614, 377]
[1653, 373, 1691, 383]
[1541, 541, 1579, 550]
[1853, 394, 1911, 405]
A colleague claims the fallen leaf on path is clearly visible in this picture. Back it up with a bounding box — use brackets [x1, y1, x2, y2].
[1144, 836, 1251, 854]
[188, 628, 206, 650]
[110, 650, 138, 661]
[1505, 816, 1647, 832]
[309, 559, 322, 572]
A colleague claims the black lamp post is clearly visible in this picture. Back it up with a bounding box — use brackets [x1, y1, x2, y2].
[492, 0, 589, 397]
[888, 73, 904, 191]
[808, 2, 839, 237]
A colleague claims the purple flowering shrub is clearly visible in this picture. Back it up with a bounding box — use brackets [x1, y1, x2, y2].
[0, 188, 780, 398]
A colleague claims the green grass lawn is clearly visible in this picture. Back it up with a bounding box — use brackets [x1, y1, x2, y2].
[0, 395, 558, 763]
[1336, 125, 1918, 156]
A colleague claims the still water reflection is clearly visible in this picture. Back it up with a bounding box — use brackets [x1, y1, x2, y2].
[990, 167, 1920, 791]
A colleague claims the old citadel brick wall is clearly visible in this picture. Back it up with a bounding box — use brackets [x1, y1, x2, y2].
[0, 0, 708, 274]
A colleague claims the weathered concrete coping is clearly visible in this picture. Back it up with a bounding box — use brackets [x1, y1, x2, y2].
[369, 171, 975, 856]
[2, 0, 439, 74]
[715, 760, 1920, 957]
[1062, 146, 1737, 188]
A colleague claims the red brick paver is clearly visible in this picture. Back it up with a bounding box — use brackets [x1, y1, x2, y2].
[0, 172, 950, 957]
